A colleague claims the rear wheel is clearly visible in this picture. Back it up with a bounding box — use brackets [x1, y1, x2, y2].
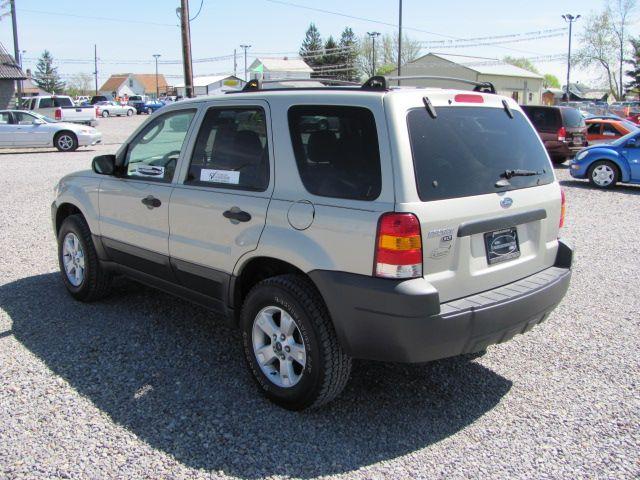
[551, 156, 567, 165]
[57, 214, 111, 301]
[588, 160, 618, 188]
[54, 132, 78, 152]
[146, 107, 153, 114]
[101, 110, 109, 118]
[241, 274, 352, 410]
[126, 108, 133, 116]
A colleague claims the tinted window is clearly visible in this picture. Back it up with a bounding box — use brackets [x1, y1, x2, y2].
[186, 107, 269, 191]
[587, 123, 601, 134]
[39, 98, 53, 108]
[602, 123, 620, 136]
[53, 97, 73, 107]
[288, 105, 381, 201]
[407, 107, 554, 202]
[124, 109, 196, 182]
[522, 106, 560, 131]
[561, 108, 585, 128]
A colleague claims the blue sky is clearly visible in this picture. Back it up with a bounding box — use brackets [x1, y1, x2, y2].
[0, 0, 619, 88]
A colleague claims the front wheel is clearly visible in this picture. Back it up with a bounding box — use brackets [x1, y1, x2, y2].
[54, 132, 78, 152]
[588, 160, 618, 188]
[241, 274, 352, 410]
[57, 214, 112, 301]
[101, 110, 109, 118]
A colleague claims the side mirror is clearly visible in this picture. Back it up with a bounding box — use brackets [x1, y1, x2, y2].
[627, 138, 637, 147]
[32, 118, 45, 125]
[92, 154, 116, 175]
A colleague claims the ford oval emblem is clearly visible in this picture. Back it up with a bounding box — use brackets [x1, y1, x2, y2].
[500, 197, 513, 208]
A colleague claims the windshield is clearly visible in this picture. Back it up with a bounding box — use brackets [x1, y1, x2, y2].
[407, 107, 554, 202]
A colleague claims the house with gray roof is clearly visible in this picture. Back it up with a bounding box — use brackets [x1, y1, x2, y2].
[0, 42, 26, 109]
[389, 53, 544, 105]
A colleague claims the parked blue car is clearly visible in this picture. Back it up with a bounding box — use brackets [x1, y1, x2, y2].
[570, 131, 640, 188]
[135, 100, 165, 115]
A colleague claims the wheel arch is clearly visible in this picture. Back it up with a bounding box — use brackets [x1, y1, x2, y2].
[55, 202, 84, 235]
[588, 157, 627, 181]
[53, 129, 77, 145]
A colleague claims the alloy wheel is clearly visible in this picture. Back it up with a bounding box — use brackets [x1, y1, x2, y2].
[252, 306, 307, 388]
[58, 135, 74, 151]
[62, 232, 85, 287]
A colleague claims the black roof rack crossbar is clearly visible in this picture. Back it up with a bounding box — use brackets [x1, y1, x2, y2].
[363, 75, 496, 94]
[239, 77, 361, 92]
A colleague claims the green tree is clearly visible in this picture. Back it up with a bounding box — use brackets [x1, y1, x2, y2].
[625, 37, 640, 93]
[543, 73, 561, 89]
[33, 50, 65, 93]
[299, 23, 323, 76]
[503, 56, 540, 74]
[337, 27, 359, 82]
[319, 36, 340, 78]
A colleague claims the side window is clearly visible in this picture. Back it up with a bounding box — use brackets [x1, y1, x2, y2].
[0, 112, 11, 124]
[587, 123, 601, 135]
[124, 109, 196, 182]
[602, 123, 620, 137]
[14, 112, 36, 124]
[39, 98, 53, 108]
[288, 105, 381, 201]
[186, 107, 269, 191]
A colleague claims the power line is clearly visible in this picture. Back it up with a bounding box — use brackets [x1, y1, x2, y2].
[421, 28, 567, 45]
[19, 8, 177, 27]
[421, 32, 567, 49]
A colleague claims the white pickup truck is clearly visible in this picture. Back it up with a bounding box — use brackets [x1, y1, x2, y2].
[26, 95, 97, 126]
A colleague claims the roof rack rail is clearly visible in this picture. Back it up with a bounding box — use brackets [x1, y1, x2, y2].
[362, 75, 496, 94]
[238, 77, 361, 92]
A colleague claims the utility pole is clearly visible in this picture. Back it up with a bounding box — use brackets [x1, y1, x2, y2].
[397, 0, 403, 85]
[240, 44, 251, 81]
[178, 0, 194, 98]
[367, 32, 380, 76]
[233, 49, 237, 77]
[562, 14, 580, 102]
[9, 0, 23, 108]
[153, 54, 161, 98]
[94, 44, 98, 95]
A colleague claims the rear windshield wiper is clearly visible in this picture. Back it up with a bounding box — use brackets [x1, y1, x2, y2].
[501, 169, 542, 179]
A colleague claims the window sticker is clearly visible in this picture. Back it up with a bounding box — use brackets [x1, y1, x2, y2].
[200, 169, 240, 184]
[130, 165, 165, 177]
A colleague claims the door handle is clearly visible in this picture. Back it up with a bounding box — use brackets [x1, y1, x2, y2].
[141, 195, 162, 208]
[223, 208, 251, 222]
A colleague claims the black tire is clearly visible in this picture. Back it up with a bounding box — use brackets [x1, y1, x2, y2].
[588, 160, 619, 189]
[57, 214, 112, 302]
[146, 107, 153, 114]
[54, 131, 78, 152]
[551, 156, 567, 165]
[241, 274, 352, 410]
[126, 108, 133, 116]
[101, 110, 109, 118]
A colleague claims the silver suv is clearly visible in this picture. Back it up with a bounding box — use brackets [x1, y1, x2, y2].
[52, 77, 573, 410]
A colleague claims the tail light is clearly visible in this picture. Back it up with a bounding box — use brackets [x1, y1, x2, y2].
[557, 126, 567, 142]
[374, 213, 422, 279]
[54, 108, 62, 121]
[559, 189, 566, 228]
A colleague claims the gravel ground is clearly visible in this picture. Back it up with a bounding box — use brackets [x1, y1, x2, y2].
[0, 115, 639, 479]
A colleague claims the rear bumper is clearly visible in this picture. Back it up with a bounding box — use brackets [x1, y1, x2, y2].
[545, 141, 586, 158]
[311, 240, 573, 363]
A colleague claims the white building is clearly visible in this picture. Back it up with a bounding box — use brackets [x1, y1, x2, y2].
[248, 58, 313, 82]
[390, 53, 544, 105]
[175, 75, 245, 97]
[99, 73, 168, 99]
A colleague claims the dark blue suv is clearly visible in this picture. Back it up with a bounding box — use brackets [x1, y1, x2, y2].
[570, 131, 640, 188]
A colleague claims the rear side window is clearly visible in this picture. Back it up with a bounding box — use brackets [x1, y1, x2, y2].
[187, 107, 269, 191]
[53, 97, 73, 107]
[407, 107, 554, 202]
[38, 98, 53, 108]
[288, 105, 381, 201]
[561, 108, 585, 128]
[522, 107, 560, 131]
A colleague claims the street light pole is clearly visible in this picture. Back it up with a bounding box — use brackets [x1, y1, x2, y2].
[178, 0, 194, 98]
[367, 32, 380, 76]
[397, 0, 403, 85]
[153, 54, 161, 98]
[562, 13, 580, 102]
[240, 44, 251, 81]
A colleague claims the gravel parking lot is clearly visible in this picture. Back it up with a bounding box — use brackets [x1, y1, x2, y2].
[0, 114, 638, 479]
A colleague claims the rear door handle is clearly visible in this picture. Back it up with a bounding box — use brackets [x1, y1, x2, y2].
[223, 208, 251, 222]
[141, 195, 162, 208]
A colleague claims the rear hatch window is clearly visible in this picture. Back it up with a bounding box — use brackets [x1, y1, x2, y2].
[561, 108, 585, 128]
[522, 106, 560, 131]
[407, 106, 554, 202]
